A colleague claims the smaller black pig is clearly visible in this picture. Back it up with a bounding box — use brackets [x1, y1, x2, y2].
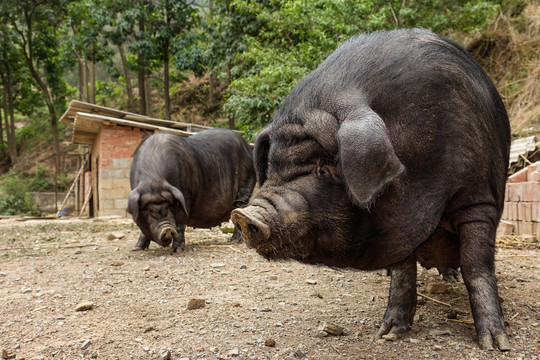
[128, 129, 255, 252]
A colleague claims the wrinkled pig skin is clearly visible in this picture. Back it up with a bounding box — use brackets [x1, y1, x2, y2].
[128, 128, 255, 253]
[232, 29, 510, 350]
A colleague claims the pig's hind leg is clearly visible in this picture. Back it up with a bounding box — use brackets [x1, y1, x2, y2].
[375, 255, 417, 341]
[458, 220, 510, 351]
[133, 233, 150, 251]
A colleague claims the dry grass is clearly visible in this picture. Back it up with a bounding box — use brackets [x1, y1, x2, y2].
[467, 3, 540, 138]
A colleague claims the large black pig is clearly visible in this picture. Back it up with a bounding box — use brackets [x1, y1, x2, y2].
[128, 128, 255, 253]
[232, 28, 510, 350]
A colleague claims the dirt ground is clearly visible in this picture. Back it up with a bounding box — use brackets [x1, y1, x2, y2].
[0, 217, 538, 360]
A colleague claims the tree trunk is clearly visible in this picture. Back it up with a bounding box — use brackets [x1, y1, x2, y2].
[145, 75, 151, 117]
[208, 73, 218, 111]
[119, 44, 135, 112]
[20, 9, 60, 211]
[78, 55, 88, 102]
[164, 43, 170, 119]
[137, 19, 147, 115]
[163, 0, 171, 119]
[0, 66, 17, 164]
[89, 52, 96, 104]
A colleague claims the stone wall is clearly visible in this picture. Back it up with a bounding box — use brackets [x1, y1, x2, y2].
[501, 161, 540, 242]
[30, 192, 75, 215]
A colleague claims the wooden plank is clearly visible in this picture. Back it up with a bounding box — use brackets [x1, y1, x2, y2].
[75, 112, 196, 137]
[56, 160, 86, 217]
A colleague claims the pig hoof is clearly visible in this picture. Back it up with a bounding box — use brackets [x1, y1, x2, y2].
[374, 323, 406, 342]
[478, 333, 510, 351]
[495, 333, 511, 351]
[132, 246, 145, 251]
[478, 334, 495, 350]
[438, 267, 460, 282]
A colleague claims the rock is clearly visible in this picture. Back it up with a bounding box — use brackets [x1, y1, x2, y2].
[159, 349, 171, 360]
[75, 302, 94, 312]
[228, 348, 239, 357]
[318, 322, 344, 336]
[110, 261, 124, 267]
[426, 282, 447, 294]
[294, 349, 307, 359]
[1, 349, 8, 359]
[265, 338, 276, 347]
[306, 279, 317, 285]
[81, 339, 91, 350]
[314, 331, 328, 338]
[107, 231, 125, 240]
[210, 262, 225, 268]
[186, 298, 206, 310]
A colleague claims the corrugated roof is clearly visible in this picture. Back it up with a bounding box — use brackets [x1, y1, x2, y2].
[509, 135, 540, 175]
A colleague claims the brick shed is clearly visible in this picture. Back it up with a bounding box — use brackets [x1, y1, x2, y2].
[59, 100, 211, 217]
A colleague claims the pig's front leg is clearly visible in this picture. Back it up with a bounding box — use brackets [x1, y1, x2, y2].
[133, 232, 150, 251]
[171, 224, 186, 253]
[375, 255, 417, 340]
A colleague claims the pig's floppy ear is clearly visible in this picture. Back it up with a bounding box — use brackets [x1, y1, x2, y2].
[127, 188, 141, 221]
[253, 126, 272, 186]
[337, 107, 404, 206]
[165, 183, 187, 215]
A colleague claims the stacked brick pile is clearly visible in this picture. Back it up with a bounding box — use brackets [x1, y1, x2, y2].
[500, 161, 540, 241]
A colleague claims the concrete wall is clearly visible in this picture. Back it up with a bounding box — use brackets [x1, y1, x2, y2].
[97, 125, 151, 217]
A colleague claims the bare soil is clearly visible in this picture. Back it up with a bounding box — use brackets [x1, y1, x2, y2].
[0, 217, 538, 360]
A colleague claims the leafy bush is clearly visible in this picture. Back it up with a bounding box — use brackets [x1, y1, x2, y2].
[0, 171, 37, 216]
[28, 166, 53, 192]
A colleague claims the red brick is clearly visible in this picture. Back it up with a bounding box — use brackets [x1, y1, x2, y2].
[518, 202, 531, 221]
[529, 171, 540, 182]
[505, 184, 511, 202]
[512, 202, 520, 221]
[536, 202, 540, 222]
[520, 221, 535, 235]
[502, 203, 508, 220]
[497, 220, 514, 236]
[508, 167, 528, 183]
[532, 202, 538, 223]
[522, 182, 537, 202]
[527, 161, 540, 178]
[513, 183, 523, 202]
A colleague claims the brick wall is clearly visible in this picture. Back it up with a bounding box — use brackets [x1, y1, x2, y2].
[501, 161, 540, 241]
[98, 125, 151, 217]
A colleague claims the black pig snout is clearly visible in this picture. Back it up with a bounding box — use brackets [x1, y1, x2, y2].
[157, 223, 178, 246]
[231, 208, 270, 248]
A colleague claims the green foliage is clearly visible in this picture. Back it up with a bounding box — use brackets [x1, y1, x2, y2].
[16, 117, 50, 151]
[218, 0, 503, 139]
[0, 171, 37, 216]
[28, 166, 53, 192]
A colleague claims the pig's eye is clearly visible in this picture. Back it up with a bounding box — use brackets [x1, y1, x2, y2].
[313, 158, 339, 179]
